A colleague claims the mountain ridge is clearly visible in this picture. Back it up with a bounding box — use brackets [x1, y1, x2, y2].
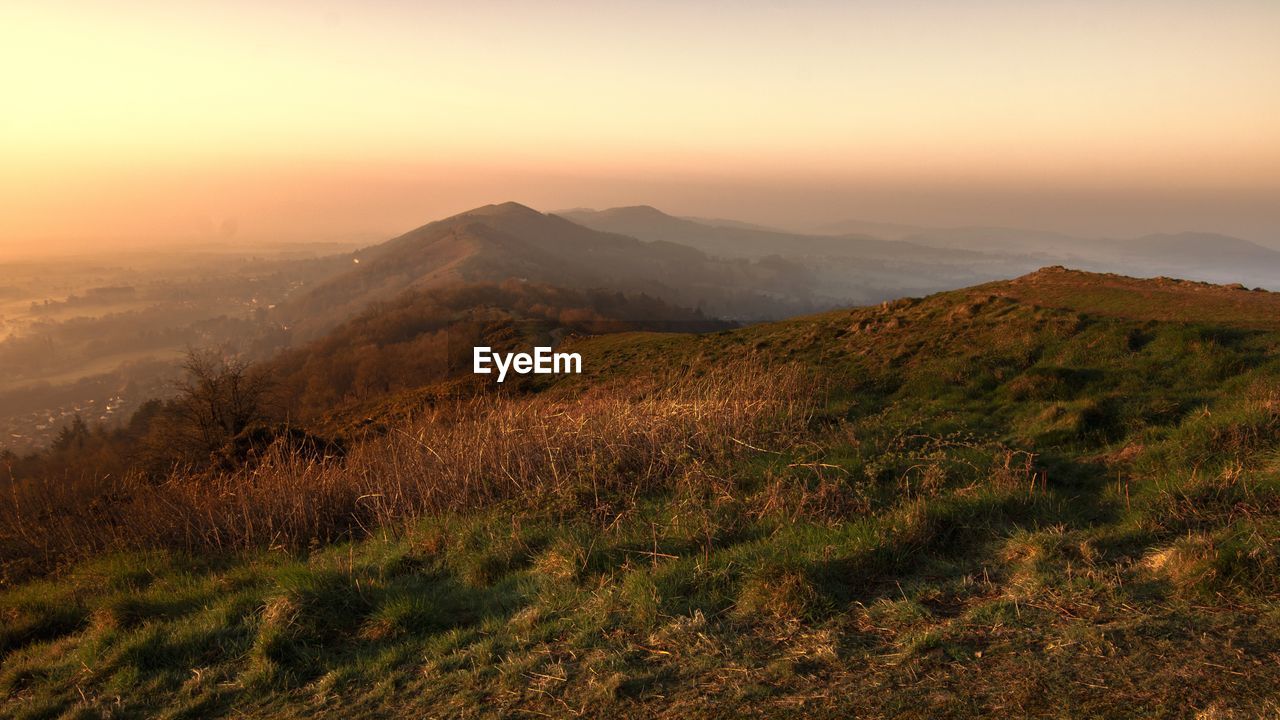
[569, 205, 1280, 290]
[279, 202, 820, 339]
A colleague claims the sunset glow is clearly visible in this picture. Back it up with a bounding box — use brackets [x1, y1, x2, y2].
[2, 0, 1278, 251]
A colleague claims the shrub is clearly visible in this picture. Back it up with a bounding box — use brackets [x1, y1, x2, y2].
[0, 358, 818, 575]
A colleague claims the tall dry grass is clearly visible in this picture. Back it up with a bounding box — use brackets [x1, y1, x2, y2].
[1, 359, 817, 575]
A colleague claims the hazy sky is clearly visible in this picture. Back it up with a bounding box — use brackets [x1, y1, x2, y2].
[2, 0, 1278, 254]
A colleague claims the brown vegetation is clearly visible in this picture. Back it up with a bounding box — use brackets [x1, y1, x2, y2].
[266, 279, 729, 420]
[0, 358, 815, 577]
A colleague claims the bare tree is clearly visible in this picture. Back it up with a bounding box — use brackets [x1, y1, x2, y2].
[175, 348, 274, 459]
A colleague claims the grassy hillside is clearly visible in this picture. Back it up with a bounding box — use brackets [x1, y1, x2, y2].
[561, 205, 1035, 305]
[264, 279, 729, 423]
[280, 203, 818, 339]
[4, 268, 1280, 718]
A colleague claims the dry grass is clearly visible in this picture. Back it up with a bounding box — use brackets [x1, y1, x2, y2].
[1, 358, 818, 576]
[10, 274, 1280, 717]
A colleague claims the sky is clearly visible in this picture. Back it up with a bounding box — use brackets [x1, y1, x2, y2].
[1, 0, 1278, 255]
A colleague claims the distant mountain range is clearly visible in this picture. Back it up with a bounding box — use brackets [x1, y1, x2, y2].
[903, 228, 1280, 287]
[560, 205, 986, 263]
[6, 199, 1277, 456]
[567, 206, 1280, 290]
[281, 201, 1279, 344]
[279, 202, 820, 339]
[560, 206, 1044, 302]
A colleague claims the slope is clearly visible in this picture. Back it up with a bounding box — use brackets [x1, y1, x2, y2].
[561, 205, 1040, 305]
[281, 202, 818, 338]
[559, 205, 977, 262]
[266, 279, 729, 425]
[5, 268, 1280, 718]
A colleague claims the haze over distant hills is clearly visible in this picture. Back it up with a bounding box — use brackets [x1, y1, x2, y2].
[279, 202, 820, 339]
[903, 228, 1280, 287]
[560, 206, 985, 262]
[5, 199, 1278, 457]
[288, 201, 1280, 345]
[560, 205, 1037, 304]
[568, 206, 1280, 291]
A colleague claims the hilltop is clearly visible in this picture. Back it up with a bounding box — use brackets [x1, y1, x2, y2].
[989, 265, 1280, 327]
[4, 269, 1280, 718]
[817, 217, 1280, 289]
[280, 202, 818, 338]
[570, 205, 1280, 293]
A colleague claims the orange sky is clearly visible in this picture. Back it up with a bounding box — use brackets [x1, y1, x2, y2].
[2, 0, 1278, 253]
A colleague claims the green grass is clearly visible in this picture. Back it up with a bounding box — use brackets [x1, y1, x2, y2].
[6, 270, 1280, 717]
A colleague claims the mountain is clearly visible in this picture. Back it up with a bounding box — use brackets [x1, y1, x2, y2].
[678, 215, 787, 233]
[279, 202, 819, 338]
[809, 216, 932, 240]
[1111, 232, 1280, 278]
[560, 205, 984, 262]
[895, 225, 1089, 258]
[1068, 232, 1280, 287]
[560, 205, 1044, 304]
[816, 219, 1280, 288]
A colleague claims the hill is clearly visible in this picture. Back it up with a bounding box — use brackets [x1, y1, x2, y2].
[1113, 232, 1280, 276]
[814, 218, 1280, 289]
[561, 206, 1040, 304]
[560, 205, 966, 261]
[4, 268, 1280, 718]
[280, 202, 818, 338]
[989, 265, 1280, 328]
[266, 279, 729, 424]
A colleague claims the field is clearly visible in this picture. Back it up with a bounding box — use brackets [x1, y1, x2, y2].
[3, 269, 1280, 718]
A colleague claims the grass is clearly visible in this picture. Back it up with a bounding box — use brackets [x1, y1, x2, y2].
[1, 358, 815, 571]
[5, 269, 1280, 717]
